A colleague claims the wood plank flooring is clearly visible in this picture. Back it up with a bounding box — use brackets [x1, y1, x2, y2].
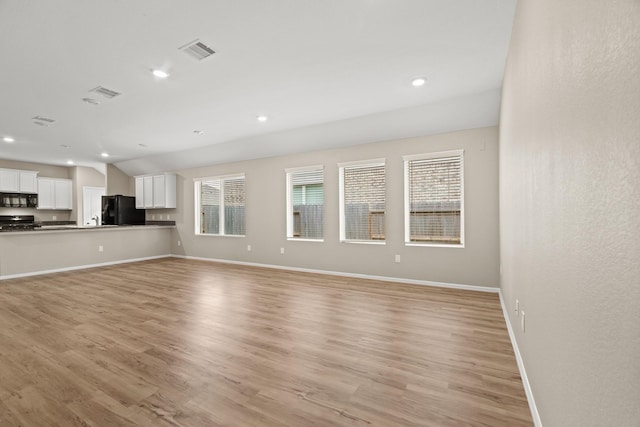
[0, 258, 533, 426]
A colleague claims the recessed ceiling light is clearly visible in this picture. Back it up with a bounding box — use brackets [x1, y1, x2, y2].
[66, 160, 74, 165]
[193, 130, 204, 135]
[152, 69, 169, 78]
[101, 152, 109, 158]
[3, 136, 14, 143]
[256, 115, 268, 122]
[411, 77, 427, 87]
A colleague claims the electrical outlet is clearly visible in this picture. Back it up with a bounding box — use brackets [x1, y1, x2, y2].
[247, 245, 251, 252]
[280, 247, 285, 255]
[98, 245, 103, 252]
[521, 311, 526, 332]
[52, 215, 57, 220]
[395, 254, 401, 263]
[177, 240, 181, 246]
[152, 214, 155, 220]
[515, 299, 520, 316]
[167, 214, 170, 220]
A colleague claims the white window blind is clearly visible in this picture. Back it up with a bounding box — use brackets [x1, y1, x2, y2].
[286, 166, 324, 240]
[339, 160, 386, 242]
[404, 151, 463, 245]
[196, 174, 245, 236]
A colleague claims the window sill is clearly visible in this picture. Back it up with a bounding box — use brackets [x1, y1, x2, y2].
[287, 238, 324, 243]
[195, 233, 245, 238]
[341, 240, 386, 245]
[405, 242, 465, 249]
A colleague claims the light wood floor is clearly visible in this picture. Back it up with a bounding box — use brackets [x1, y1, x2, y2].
[0, 258, 532, 426]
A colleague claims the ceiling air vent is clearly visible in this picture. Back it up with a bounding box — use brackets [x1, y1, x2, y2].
[179, 39, 216, 61]
[89, 86, 121, 99]
[32, 116, 57, 126]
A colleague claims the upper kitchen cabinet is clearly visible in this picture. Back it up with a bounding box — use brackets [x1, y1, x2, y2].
[0, 168, 38, 193]
[135, 173, 176, 209]
[19, 171, 38, 193]
[37, 177, 72, 210]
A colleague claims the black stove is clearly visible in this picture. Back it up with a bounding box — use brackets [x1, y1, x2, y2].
[0, 215, 41, 231]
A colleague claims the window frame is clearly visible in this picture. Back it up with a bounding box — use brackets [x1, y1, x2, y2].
[338, 158, 386, 245]
[285, 165, 324, 242]
[403, 150, 465, 248]
[194, 172, 246, 237]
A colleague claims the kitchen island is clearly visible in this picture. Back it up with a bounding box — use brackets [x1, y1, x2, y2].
[0, 225, 174, 279]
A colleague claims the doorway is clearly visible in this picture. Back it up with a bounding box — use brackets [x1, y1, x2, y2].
[83, 186, 105, 226]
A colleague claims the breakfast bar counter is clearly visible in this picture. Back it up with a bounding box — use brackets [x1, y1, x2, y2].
[0, 225, 175, 279]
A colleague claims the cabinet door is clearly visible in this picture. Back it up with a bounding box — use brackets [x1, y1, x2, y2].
[164, 174, 176, 208]
[153, 175, 165, 208]
[135, 177, 144, 209]
[54, 179, 73, 210]
[0, 169, 19, 192]
[143, 176, 153, 208]
[37, 178, 55, 209]
[19, 171, 38, 193]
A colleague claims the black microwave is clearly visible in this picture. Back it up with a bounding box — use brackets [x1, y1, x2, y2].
[0, 193, 38, 208]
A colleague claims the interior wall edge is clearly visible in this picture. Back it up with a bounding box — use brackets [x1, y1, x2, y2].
[499, 291, 543, 427]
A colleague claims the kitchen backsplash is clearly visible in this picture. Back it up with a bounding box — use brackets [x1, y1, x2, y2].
[0, 207, 72, 222]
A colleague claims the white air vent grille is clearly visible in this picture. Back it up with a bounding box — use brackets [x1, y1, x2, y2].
[179, 39, 216, 61]
[90, 86, 121, 99]
[32, 116, 56, 123]
[32, 116, 57, 126]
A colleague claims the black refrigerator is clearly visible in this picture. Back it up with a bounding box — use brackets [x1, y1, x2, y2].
[102, 195, 146, 225]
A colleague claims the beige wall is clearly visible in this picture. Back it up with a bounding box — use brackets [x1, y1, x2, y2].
[0, 158, 71, 179]
[0, 159, 73, 221]
[71, 166, 106, 223]
[106, 163, 134, 196]
[500, 0, 640, 425]
[0, 227, 172, 277]
[169, 126, 499, 287]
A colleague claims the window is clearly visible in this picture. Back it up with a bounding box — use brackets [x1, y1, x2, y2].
[404, 150, 464, 246]
[339, 159, 386, 243]
[286, 166, 324, 240]
[195, 174, 245, 236]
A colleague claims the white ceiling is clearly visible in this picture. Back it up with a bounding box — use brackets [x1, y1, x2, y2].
[0, 0, 516, 176]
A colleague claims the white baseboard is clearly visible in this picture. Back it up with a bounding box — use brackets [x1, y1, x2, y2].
[0, 255, 173, 280]
[498, 291, 542, 427]
[174, 255, 499, 293]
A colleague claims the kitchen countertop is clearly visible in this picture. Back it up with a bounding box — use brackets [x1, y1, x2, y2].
[0, 224, 175, 234]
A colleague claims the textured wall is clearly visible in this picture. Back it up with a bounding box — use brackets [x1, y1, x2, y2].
[169, 126, 499, 287]
[499, 0, 640, 425]
[106, 164, 134, 196]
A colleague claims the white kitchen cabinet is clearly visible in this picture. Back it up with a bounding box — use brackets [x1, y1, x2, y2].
[0, 169, 19, 192]
[0, 168, 39, 193]
[135, 177, 144, 208]
[37, 179, 54, 208]
[19, 171, 38, 193]
[54, 179, 72, 209]
[143, 176, 153, 208]
[135, 173, 176, 209]
[37, 178, 72, 210]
